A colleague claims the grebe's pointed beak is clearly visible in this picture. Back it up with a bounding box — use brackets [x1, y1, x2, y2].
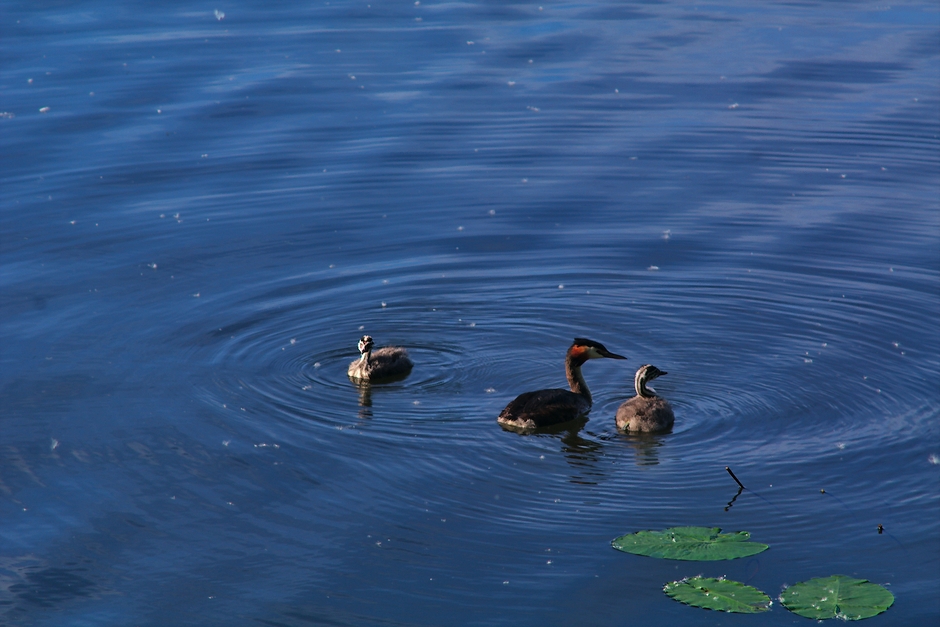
[600, 348, 627, 360]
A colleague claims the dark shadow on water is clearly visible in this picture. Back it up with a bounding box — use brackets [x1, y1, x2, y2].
[2, 559, 98, 619]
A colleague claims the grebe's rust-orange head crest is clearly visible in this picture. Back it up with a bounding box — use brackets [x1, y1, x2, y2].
[567, 338, 628, 363]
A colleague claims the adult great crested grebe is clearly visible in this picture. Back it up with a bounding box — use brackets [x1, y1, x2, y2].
[615, 364, 674, 432]
[347, 335, 413, 382]
[497, 338, 627, 431]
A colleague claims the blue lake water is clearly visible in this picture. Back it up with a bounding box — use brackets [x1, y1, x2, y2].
[2, 1, 938, 624]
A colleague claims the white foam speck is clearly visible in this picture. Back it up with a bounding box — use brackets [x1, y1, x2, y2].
[214, 9, 225, 20]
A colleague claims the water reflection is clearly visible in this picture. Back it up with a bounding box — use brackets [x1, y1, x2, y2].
[352, 380, 373, 419]
[559, 425, 606, 485]
[618, 432, 669, 467]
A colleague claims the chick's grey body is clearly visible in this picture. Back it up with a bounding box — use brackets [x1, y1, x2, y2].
[347, 335, 413, 382]
[616, 364, 674, 432]
[498, 338, 627, 431]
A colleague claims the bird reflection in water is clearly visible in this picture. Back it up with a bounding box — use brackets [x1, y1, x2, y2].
[351, 380, 374, 420]
[617, 431, 668, 466]
[558, 423, 606, 485]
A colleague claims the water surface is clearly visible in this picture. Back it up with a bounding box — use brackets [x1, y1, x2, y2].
[2, 1, 938, 625]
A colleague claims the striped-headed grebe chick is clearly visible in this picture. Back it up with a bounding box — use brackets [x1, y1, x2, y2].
[498, 338, 627, 431]
[616, 364, 674, 433]
[347, 335, 413, 382]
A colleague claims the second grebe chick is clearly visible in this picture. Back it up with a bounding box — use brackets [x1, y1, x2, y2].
[616, 364, 674, 433]
[347, 335, 413, 382]
[498, 338, 627, 431]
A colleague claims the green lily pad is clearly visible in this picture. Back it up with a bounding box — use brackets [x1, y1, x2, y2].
[779, 575, 894, 620]
[664, 577, 772, 613]
[611, 526, 769, 561]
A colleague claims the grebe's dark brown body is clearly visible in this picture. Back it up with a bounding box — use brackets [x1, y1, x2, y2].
[616, 364, 674, 432]
[498, 338, 627, 431]
[347, 335, 413, 382]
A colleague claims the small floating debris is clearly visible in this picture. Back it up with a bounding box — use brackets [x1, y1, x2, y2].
[214, 9, 225, 20]
[39, 106, 50, 113]
[647, 265, 659, 271]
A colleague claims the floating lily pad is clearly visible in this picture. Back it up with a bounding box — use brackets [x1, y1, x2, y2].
[664, 577, 771, 613]
[780, 575, 894, 620]
[611, 526, 769, 561]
